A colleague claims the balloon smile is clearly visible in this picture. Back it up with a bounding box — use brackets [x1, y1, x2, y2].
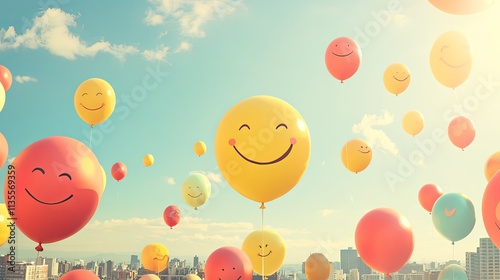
[496, 222, 500, 230]
[232, 143, 294, 165]
[258, 251, 272, 257]
[25, 188, 74, 205]
[445, 208, 456, 217]
[153, 255, 168, 261]
[188, 193, 202, 198]
[393, 75, 409, 82]
[332, 51, 353, 57]
[440, 58, 469, 69]
[80, 103, 104, 111]
[358, 150, 371, 154]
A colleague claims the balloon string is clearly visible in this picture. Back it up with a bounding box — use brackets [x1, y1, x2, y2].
[34, 250, 40, 280]
[89, 126, 93, 148]
[261, 207, 265, 280]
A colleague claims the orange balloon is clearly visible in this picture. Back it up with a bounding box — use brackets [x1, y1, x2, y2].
[485, 151, 500, 182]
[418, 183, 443, 213]
[428, 0, 492, 15]
[448, 116, 475, 150]
[305, 253, 330, 280]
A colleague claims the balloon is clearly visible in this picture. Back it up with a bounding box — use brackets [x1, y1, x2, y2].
[484, 151, 500, 182]
[355, 208, 414, 278]
[0, 131, 8, 169]
[111, 162, 127, 182]
[3, 136, 103, 251]
[428, 0, 492, 15]
[163, 205, 181, 229]
[142, 243, 169, 273]
[383, 63, 411, 96]
[325, 37, 361, 83]
[60, 269, 100, 280]
[448, 116, 475, 150]
[214, 96, 311, 208]
[0, 65, 12, 92]
[432, 192, 475, 243]
[194, 141, 206, 156]
[143, 154, 154, 167]
[101, 165, 106, 192]
[205, 246, 253, 280]
[0, 204, 10, 246]
[430, 31, 472, 89]
[242, 229, 286, 276]
[482, 171, 500, 248]
[140, 275, 161, 280]
[340, 139, 372, 173]
[0, 84, 5, 112]
[305, 253, 330, 280]
[184, 274, 201, 280]
[74, 78, 116, 126]
[181, 173, 211, 210]
[402, 111, 424, 137]
[437, 264, 468, 280]
[418, 183, 443, 213]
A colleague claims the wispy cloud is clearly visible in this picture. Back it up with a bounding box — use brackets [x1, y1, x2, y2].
[143, 45, 169, 61]
[15, 75, 37, 83]
[352, 110, 399, 156]
[165, 177, 176, 185]
[319, 209, 336, 217]
[174, 41, 192, 53]
[190, 171, 223, 184]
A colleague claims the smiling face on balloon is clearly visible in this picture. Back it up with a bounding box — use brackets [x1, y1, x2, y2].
[181, 173, 211, 209]
[383, 63, 411, 95]
[205, 247, 253, 280]
[340, 139, 372, 173]
[324, 37, 361, 82]
[74, 78, 116, 126]
[242, 229, 286, 276]
[141, 243, 169, 273]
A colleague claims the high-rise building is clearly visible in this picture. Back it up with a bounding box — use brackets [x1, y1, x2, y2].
[98, 261, 108, 278]
[349, 269, 359, 280]
[86, 261, 98, 275]
[194, 255, 199, 268]
[341, 247, 358, 275]
[356, 257, 371, 276]
[107, 260, 114, 278]
[466, 250, 480, 280]
[131, 254, 140, 270]
[5, 262, 48, 280]
[45, 258, 58, 278]
[479, 237, 500, 280]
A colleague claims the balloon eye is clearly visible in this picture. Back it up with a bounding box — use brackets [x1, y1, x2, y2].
[59, 173, 72, 180]
[265, 244, 268, 247]
[32, 167, 45, 174]
[276, 123, 288, 130]
[258, 245, 262, 248]
[82, 93, 88, 96]
[335, 44, 338, 47]
[233, 267, 235, 270]
[239, 124, 250, 130]
[96, 92, 103, 96]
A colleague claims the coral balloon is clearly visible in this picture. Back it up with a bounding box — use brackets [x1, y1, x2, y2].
[432, 193, 475, 243]
[0, 132, 8, 169]
[448, 116, 475, 150]
[484, 151, 500, 182]
[340, 139, 372, 173]
[205, 246, 253, 280]
[184, 275, 201, 280]
[437, 264, 467, 280]
[325, 37, 361, 83]
[111, 162, 127, 182]
[3, 136, 103, 251]
[143, 154, 154, 167]
[418, 183, 443, 213]
[181, 173, 211, 210]
[74, 78, 116, 126]
[142, 243, 169, 273]
[430, 31, 472, 89]
[0, 65, 12, 92]
[355, 208, 414, 278]
[383, 63, 411, 96]
[163, 205, 181, 229]
[428, 0, 492, 15]
[0, 204, 10, 246]
[402, 111, 424, 137]
[482, 171, 500, 249]
[194, 141, 206, 156]
[140, 275, 161, 280]
[305, 253, 330, 280]
[214, 96, 311, 208]
[0, 84, 5, 113]
[242, 229, 286, 276]
[60, 269, 100, 280]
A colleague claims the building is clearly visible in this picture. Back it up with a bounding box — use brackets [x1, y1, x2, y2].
[44, 258, 58, 278]
[131, 255, 140, 271]
[361, 274, 383, 280]
[348, 269, 359, 280]
[341, 247, 358, 276]
[4, 262, 48, 280]
[86, 261, 98, 275]
[423, 270, 440, 280]
[466, 250, 480, 280]
[398, 262, 424, 274]
[391, 274, 423, 280]
[107, 260, 115, 278]
[98, 261, 108, 278]
[479, 237, 500, 280]
[194, 255, 199, 268]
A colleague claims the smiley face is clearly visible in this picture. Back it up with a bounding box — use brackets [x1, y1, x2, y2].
[430, 31, 472, 89]
[4, 136, 103, 245]
[383, 63, 411, 95]
[432, 192, 475, 243]
[324, 37, 362, 82]
[141, 243, 169, 273]
[181, 173, 211, 209]
[242, 229, 286, 276]
[74, 78, 116, 126]
[341, 139, 372, 174]
[215, 96, 310, 205]
[205, 247, 253, 280]
[428, 0, 492, 15]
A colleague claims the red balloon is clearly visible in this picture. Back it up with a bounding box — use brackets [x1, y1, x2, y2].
[324, 37, 361, 83]
[448, 116, 475, 150]
[418, 183, 443, 213]
[205, 246, 253, 280]
[3, 136, 103, 250]
[0, 65, 12, 92]
[0, 132, 8, 169]
[60, 269, 100, 280]
[163, 205, 181, 229]
[355, 208, 414, 277]
[111, 162, 127, 182]
[483, 171, 500, 249]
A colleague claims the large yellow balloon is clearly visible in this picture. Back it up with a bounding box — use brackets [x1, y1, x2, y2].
[341, 139, 372, 173]
[305, 253, 330, 280]
[430, 31, 472, 89]
[485, 151, 500, 182]
[402, 111, 424, 137]
[242, 229, 286, 276]
[428, 0, 492, 15]
[0, 204, 10, 246]
[383, 63, 411, 96]
[143, 154, 154, 167]
[74, 78, 116, 126]
[214, 96, 311, 208]
[194, 141, 206, 156]
[181, 173, 211, 210]
[141, 243, 169, 273]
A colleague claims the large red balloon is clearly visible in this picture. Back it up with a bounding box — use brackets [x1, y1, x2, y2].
[483, 171, 500, 249]
[205, 246, 253, 280]
[0, 65, 12, 92]
[0, 132, 8, 169]
[3, 136, 103, 251]
[448, 116, 475, 151]
[418, 183, 443, 213]
[324, 37, 361, 83]
[111, 162, 127, 182]
[163, 205, 181, 229]
[355, 208, 414, 278]
[60, 269, 100, 280]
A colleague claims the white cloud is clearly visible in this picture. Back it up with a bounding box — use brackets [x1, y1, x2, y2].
[319, 209, 336, 217]
[352, 110, 399, 156]
[174, 41, 192, 53]
[15, 75, 37, 83]
[143, 45, 169, 61]
[144, 9, 165, 26]
[165, 177, 176, 185]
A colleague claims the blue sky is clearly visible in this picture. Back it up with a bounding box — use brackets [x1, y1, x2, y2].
[1, 0, 500, 269]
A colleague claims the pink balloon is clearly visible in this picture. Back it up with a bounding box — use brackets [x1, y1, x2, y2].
[324, 37, 361, 83]
[163, 205, 181, 229]
[0, 65, 12, 92]
[418, 183, 443, 213]
[448, 116, 475, 150]
[205, 246, 253, 280]
[111, 162, 127, 182]
[0, 132, 8, 169]
[3, 137, 103, 251]
[60, 269, 100, 280]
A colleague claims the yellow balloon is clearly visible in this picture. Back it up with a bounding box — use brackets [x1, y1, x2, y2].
[305, 253, 330, 280]
[143, 154, 154, 167]
[242, 229, 286, 276]
[402, 110, 424, 136]
[214, 96, 311, 208]
[194, 141, 206, 156]
[485, 151, 500, 182]
[383, 63, 410, 96]
[0, 204, 10, 246]
[74, 78, 116, 126]
[141, 243, 169, 273]
[101, 165, 106, 193]
[428, 0, 492, 15]
[341, 139, 372, 173]
[430, 31, 472, 89]
[0, 84, 5, 112]
[181, 173, 211, 210]
[184, 274, 201, 280]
